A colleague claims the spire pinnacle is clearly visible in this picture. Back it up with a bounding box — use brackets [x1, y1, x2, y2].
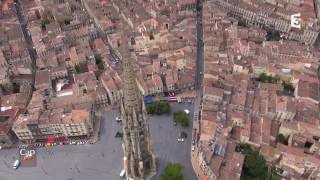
[119, 21, 156, 180]
[119, 22, 141, 112]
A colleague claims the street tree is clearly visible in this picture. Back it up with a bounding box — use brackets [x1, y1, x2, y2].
[146, 101, 170, 115]
[174, 111, 189, 127]
[161, 163, 184, 180]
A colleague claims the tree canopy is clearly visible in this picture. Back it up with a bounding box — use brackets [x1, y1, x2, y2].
[146, 101, 170, 115]
[238, 144, 280, 180]
[282, 81, 295, 95]
[257, 73, 279, 83]
[40, 17, 50, 30]
[174, 111, 189, 127]
[94, 54, 104, 70]
[161, 163, 184, 180]
[266, 31, 281, 41]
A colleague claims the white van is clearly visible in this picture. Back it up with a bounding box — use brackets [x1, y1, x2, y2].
[116, 117, 122, 122]
[120, 169, 125, 178]
[13, 159, 20, 169]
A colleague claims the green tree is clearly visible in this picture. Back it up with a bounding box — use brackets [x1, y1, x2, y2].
[244, 150, 269, 179]
[146, 101, 170, 115]
[41, 18, 50, 30]
[75, 65, 80, 74]
[161, 163, 184, 180]
[267, 31, 281, 41]
[257, 73, 277, 83]
[146, 103, 156, 114]
[94, 54, 104, 70]
[238, 143, 280, 180]
[269, 167, 281, 180]
[174, 111, 189, 127]
[282, 81, 295, 94]
[158, 101, 170, 114]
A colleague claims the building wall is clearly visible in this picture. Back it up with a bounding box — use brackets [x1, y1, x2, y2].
[204, 94, 223, 103]
[278, 124, 298, 137]
[274, 111, 296, 122]
[167, 82, 176, 92]
[108, 89, 122, 105]
[13, 128, 33, 140]
[315, 0, 320, 21]
[0, 133, 13, 148]
[61, 122, 90, 137]
[95, 93, 109, 107]
[51, 70, 68, 80]
[13, 115, 94, 141]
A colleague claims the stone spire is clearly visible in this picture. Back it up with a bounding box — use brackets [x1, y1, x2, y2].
[119, 22, 156, 180]
[119, 24, 141, 113]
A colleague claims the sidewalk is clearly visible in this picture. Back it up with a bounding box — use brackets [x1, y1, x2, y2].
[191, 146, 207, 180]
[88, 112, 101, 144]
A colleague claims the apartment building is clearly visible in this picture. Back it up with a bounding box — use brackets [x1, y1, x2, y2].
[211, 0, 319, 45]
[12, 108, 94, 142]
[100, 70, 123, 105]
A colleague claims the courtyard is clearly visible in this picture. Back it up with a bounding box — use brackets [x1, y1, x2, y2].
[0, 103, 196, 180]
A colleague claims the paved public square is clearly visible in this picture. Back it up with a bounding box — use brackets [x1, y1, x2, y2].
[150, 103, 197, 180]
[0, 103, 196, 180]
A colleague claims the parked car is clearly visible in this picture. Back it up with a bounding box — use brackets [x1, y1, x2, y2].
[70, 141, 77, 145]
[115, 132, 123, 138]
[192, 146, 195, 151]
[120, 169, 125, 178]
[116, 117, 122, 122]
[12, 160, 20, 169]
[192, 140, 196, 145]
[180, 131, 188, 139]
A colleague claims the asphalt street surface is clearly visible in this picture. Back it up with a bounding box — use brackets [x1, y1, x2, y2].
[0, 110, 123, 180]
[150, 103, 197, 180]
[0, 103, 196, 180]
[195, 2, 204, 90]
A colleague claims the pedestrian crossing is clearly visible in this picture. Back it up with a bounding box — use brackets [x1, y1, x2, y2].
[193, 111, 198, 121]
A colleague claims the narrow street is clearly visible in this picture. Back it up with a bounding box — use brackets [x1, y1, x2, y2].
[191, 0, 205, 178]
[13, 0, 37, 104]
[81, 0, 121, 62]
[195, 0, 204, 90]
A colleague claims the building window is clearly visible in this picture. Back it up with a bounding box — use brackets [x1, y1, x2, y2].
[131, 37, 136, 45]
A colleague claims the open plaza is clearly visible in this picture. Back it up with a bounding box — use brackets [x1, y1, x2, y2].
[0, 103, 196, 180]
